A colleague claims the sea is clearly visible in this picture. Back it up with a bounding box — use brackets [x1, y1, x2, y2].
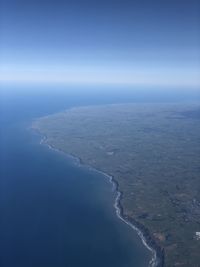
[0, 84, 199, 267]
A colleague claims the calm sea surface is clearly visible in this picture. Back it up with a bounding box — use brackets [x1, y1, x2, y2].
[1, 85, 197, 267]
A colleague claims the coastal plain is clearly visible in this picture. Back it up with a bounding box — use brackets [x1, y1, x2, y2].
[32, 103, 200, 267]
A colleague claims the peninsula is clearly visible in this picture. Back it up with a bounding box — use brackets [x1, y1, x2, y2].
[32, 103, 200, 267]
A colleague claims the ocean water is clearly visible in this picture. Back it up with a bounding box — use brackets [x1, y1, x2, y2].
[0, 85, 198, 267]
[0, 85, 154, 267]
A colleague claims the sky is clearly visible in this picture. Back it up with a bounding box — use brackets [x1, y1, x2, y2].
[0, 0, 199, 88]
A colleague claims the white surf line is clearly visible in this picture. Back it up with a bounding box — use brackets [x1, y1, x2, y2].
[94, 170, 159, 267]
[39, 134, 159, 267]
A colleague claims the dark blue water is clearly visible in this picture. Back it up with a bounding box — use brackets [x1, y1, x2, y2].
[0, 85, 198, 267]
[0, 85, 155, 267]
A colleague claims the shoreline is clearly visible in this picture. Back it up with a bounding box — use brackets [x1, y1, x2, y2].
[36, 131, 164, 267]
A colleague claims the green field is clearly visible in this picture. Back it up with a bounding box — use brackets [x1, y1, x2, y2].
[32, 103, 200, 267]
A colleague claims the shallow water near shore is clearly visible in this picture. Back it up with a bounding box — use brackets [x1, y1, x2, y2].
[0, 86, 155, 267]
[1, 84, 193, 266]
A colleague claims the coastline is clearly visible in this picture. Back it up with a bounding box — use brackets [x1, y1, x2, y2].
[36, 131, 164, 267]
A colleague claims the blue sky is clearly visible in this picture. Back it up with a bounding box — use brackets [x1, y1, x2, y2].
[0, 0, 199, 88]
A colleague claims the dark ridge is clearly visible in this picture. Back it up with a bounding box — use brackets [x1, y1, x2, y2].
[115, 190, 165, 267]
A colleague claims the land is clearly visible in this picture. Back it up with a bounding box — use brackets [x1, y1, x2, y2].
[32, 103, 200, 267]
